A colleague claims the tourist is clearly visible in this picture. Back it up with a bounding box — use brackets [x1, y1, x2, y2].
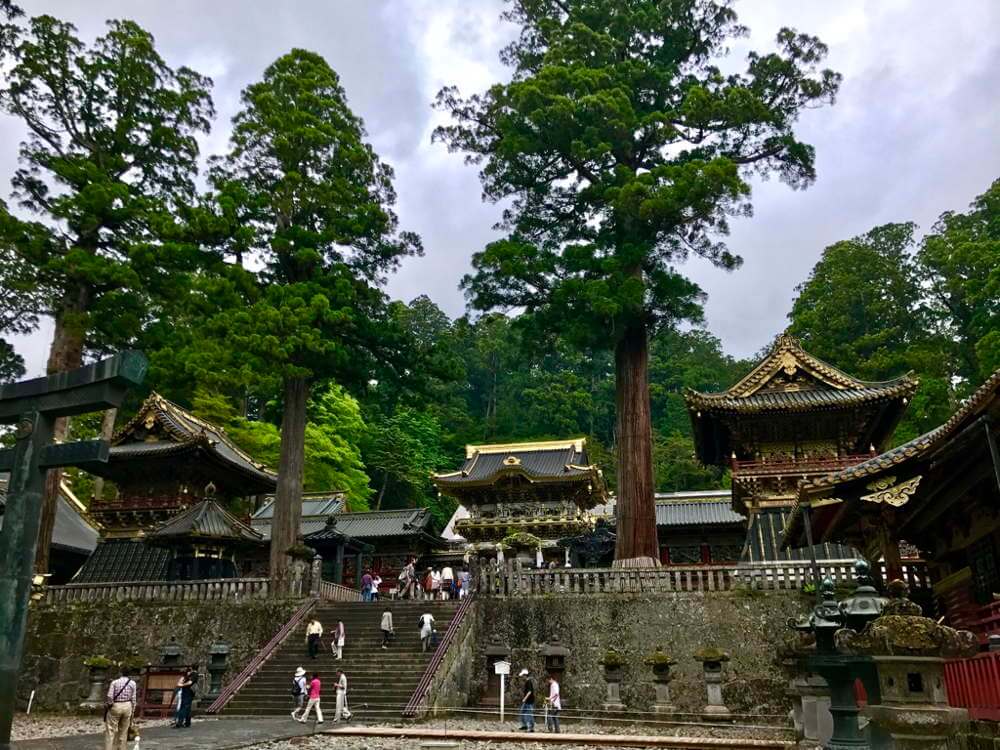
[431, 568, 442, 600]
[361, 569, 373, 602]
[418, 610, 435, 652]
[290, 667, 307, 720]
[518, 668, 535, 732]
[333, 669, 352, 722]
[380, 607, 394, 649]
[332, 619, 346, 660]
[422, 567, 434, 600]
[441, 563, 454, 600]
[173, 667, 198, 728]
[399, 558, 416, 599]
[458, 566, 471, 598]
[371, 572, 382, 601]
[545, 674, 561, 733]
[104, 666, 137, 750]
[306, 617, 323, 659]
[298, 672, 323, 723]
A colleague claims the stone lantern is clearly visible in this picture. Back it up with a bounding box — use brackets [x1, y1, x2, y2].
[598, 649, 626, 711]
[836, 580, 977, 750]
[787, 578, 840, 747]
[839, 560, 887, 632]
[204, 640, 230, 704]
[541, 635, 570, 677]
[160, 637, 184, 666]
[693, 647, 730, 715]
[644, 646, 676, 714]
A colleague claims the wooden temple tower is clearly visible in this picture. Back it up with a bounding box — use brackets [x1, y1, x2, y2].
[433, 439, 607, 563]
[685, 333, 918, 563]
[76, 393, 276, 582]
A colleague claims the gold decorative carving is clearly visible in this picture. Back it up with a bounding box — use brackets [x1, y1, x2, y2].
[861, 475, 921, 507]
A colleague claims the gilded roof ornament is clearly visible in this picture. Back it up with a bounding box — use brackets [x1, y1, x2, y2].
[861, 475, 921, 507]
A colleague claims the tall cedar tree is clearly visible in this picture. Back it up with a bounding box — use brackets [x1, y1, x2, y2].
[210, 50, 420, 593]
[0, 14, 212, 570]
[435, 0, 840, 563]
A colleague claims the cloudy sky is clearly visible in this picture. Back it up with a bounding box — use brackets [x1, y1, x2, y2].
[4, 0, 999, 376]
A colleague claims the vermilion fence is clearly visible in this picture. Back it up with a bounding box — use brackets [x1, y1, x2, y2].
[945, 650, 1000, 720]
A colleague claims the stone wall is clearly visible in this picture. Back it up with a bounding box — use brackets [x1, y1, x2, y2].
[469, 590, 809, 717]
[19, 598, 296, 712]
[423, 602, 480, 718]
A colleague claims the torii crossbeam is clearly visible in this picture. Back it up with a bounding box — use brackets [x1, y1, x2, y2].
[0, 351, 147, 750]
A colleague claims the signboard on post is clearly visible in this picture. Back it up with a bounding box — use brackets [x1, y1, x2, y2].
[494, 659, 510, 722]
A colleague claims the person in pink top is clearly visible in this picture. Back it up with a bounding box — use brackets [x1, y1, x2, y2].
[545, 674, 561, 733]
[298, 672, 323, 723]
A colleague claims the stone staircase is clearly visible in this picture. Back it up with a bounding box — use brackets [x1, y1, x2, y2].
[223, 600, 461, 719]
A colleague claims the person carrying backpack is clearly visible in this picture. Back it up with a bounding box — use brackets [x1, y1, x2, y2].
[290, 667, 307, 721]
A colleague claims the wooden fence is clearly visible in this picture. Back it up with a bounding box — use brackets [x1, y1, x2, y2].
[945, 650, 1000, 720]
[477, 559, 929, 597]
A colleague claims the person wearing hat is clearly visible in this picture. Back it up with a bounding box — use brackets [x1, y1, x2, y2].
[518, 668, 535, 732]
[291, 667, 308, 721]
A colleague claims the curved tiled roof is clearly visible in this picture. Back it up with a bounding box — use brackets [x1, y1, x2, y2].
[303, 508, 436, 541]
[149, 499, 262, 543]
[433, 438, 604, 493]
[655, 499, 743, 527]
[106, 393, 277, 490]
[685, 380, 916, 413]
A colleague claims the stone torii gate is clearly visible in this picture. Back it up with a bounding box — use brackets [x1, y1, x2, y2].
[0, 351, 146, 750]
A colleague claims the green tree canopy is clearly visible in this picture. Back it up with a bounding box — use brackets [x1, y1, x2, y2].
[919, 179, 1000, 384]
[435, 0, 839, 562]
[0, 12, 213, 570]
[208, 49, 421, 590]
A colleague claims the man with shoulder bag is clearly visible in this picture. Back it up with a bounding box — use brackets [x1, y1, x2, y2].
[104, 667, 137, 750]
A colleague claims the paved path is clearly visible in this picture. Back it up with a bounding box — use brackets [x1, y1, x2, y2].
[323, 726, 796, 748]
[13, 717, 318, 750]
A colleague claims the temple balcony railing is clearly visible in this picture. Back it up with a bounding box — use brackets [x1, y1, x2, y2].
[477, 558, 929, 597]
[730, 453, 875, 479]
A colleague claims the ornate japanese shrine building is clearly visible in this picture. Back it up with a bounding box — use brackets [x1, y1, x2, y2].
[686, 333, 918, 563]
[433, 439, 607, 563]
[74, 393, 277, 582]
[786, 367, 1000, 632]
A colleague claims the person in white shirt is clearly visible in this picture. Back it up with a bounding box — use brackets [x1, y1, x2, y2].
[306, 618, 323, 659]
[380, 608, 394, 649]
[104, 668, 137, 750]
[431, 569, 442, 600]
[290, 667, 308, 720]
[333, 669, 351, 722]
[441, 565, 454, 600]
[419, 611, 435, 652]
[545, 675, 561, 733]
[331, 620, 346, 659]
[371, 573, 382, 602]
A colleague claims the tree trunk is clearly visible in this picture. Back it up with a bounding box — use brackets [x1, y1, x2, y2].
[613, 321, 659, 566]
[374, 472, 389, 511]
[270, 376, 310, 596]
[91, 408, 118, 503]
[35, 304, 86, 574]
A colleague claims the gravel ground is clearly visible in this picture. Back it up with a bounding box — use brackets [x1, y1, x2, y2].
[248, 716, 793, 749]
[10, 714, 173, 742]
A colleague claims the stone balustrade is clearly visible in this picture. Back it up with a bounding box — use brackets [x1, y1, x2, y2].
[477, 559, 929, 597]
[41, 577, 272, 603]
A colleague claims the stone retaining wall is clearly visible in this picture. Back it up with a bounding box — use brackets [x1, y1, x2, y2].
[19, 598, 295, 712]
[469, 590, 809, 717]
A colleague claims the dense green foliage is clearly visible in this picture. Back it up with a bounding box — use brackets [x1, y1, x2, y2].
[789, 180, 1000, 444]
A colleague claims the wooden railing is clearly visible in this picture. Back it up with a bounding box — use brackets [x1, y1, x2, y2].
[41, 577, 271, 604]
[319, 579, 363, 602]
[477, 560, 930, 597]
[205, 596, 318, 715]
[966, 601, 1000, 644]
[402, 592, 477, 718]
[731, 454, 873, 478]
[945, 650, 1000, 720]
